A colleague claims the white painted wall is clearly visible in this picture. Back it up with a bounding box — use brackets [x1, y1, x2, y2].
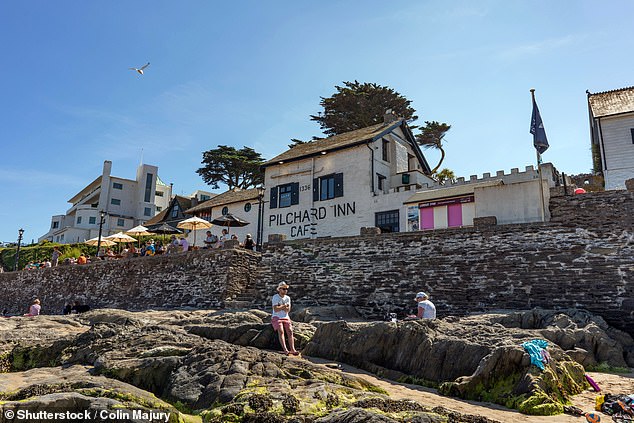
[187, 199, 261, 248]
[474, 179, 550, 224]
[599, 114, 634, 190]
[263, 127, 428, 240]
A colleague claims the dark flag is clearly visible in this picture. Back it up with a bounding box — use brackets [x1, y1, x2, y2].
[530, 94, 549, 154]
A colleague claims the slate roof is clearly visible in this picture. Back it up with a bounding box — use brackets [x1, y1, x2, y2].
[588, 86, 634, 118]
[185, 188, 260, 214]
[262, 120, 406, 167]
[144, 195, 193, 226]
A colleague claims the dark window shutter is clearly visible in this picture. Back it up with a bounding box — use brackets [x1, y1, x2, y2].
[313, 178, 319, 201]
[334, 173, 344, 198]
[270, 186, 278, 209]
[291, 182, 300, 205]
[631, 128, 634, 144]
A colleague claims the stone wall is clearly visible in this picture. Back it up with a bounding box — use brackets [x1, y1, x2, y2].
[0, 249, 260, 315]
[255, 190, 634, 336]
[1, 190, 632, 337]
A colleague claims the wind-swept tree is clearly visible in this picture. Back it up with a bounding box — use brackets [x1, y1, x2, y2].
[310, 81, 418, 136]
[196, 145, 264, 189]
[417, 121, 452, 174]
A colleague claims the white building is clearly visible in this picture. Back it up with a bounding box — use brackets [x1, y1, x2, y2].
[184, 188, 262, 247]
[404, 164, 557, 230]
[39, 160, 172, 243]
[260, 114, 434, 240]
[588, 86, 634, 190]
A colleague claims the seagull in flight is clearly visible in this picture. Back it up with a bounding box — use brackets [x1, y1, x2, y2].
[129, 62, 150, 75]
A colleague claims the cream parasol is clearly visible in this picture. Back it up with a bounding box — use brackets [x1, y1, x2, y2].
[177, 216, 212, 247]
[125, 225, 154, 247]
[85, 236, 116, 247]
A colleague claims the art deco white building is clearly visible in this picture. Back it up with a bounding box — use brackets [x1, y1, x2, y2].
[39, 160, 172, 244]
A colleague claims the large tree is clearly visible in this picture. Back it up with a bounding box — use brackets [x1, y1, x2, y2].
[310, 80, 418, 136]
[196, 145, 264, 189]
[310, 81, 451, 176]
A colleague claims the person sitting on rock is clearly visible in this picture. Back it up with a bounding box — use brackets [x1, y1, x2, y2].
[414, 292, 436, 319]
[271, 282, 299, 356]
[24, 299, 41, 317]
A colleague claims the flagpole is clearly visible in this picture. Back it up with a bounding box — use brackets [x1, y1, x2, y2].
[531, 88, 546, 222]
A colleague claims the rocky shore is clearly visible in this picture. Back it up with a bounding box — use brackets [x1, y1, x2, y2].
[0, 307, 631, 422]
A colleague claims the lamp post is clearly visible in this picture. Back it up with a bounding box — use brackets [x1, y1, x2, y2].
[256, 186, 265, 252]
[14, 228, 24, 271]
[96, 211, 106, 260]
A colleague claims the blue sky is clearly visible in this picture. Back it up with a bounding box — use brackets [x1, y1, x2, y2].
[1, 1, 633, 244]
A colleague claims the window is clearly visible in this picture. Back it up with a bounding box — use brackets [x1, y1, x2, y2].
[111, 198, 121, 205]
[156, 206, 162, 212]
[171, 203, 180, 218]
[222, 206, 229, 215]
[144, 207, 152, 216]
[200, 194, 211, 201]
[375, 210, 400, 233]
[77, 216, 82, 225]
[144, 173, 153, 203]
[52, 221, 59, 229]
[60, 234, 64, 241]
[270, 182, 299, 209]
[313, 174, 343, 202]
[155, 191, 163, 197]
[244, 202, 252, 213]
[631, 128, 634, 144]
[117, 218, 125, 227]
[279, 184, 293, 208]
[89, 217, 96, 225]
[113, 182, 123, 190]
[377, 174, 386, 192]
[382, 139, 390, 162]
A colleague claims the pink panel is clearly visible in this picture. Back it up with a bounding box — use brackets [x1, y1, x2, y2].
[447, 204, 462, 227]
[420, 208, 434, 230]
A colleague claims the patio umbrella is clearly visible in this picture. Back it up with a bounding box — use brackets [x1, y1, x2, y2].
[125, 225, 154, 247]
[211, 213, 250, 234]
[84, 236, 116, 247]
[105, 232, 138, 252]
[177, 216, 212, 247]
[148, 223, 183, 234]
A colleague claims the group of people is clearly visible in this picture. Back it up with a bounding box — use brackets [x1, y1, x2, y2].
[203, 229, 255, 251]
[269, 283, 436, 355]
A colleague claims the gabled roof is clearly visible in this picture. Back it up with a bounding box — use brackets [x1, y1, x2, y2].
[185, 188, 260, 214]
[588, 86, 634, 118]
[144, 195, 193, 226]
[262, 119, 431, 174]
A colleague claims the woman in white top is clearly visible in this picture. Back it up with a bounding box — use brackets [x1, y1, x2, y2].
[271, 282, 299, 355]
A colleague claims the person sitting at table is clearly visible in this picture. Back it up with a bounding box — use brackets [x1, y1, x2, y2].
[203, 231, 218, 249]
[77, 254, 88, 265]
[179, 236, 189, 252]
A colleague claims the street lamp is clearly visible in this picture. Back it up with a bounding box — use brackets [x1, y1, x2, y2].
[14, 228, 24, 271]
[256, 186, 265, 252]
[96, 211, 106, 260]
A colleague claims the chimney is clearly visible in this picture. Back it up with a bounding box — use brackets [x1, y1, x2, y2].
[103, 160, 112, 177]
[383, 109, 399, 124]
